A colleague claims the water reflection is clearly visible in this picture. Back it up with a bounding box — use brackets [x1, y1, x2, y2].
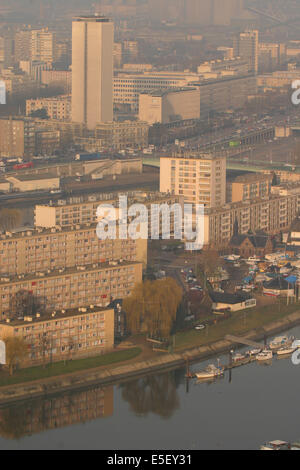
[0, 386, 113, 439]
[120, 371, 182, 419]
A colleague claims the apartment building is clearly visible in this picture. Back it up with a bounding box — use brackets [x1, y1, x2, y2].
[94, 120, 149, 151]
[0, 117, 35, 158]
[0, 305, 115, 364]
[233, 30, 259, 74]
[0, 261, 143, 316]
[41, 70, 72, 93]
[26, 95, 71, 121]
[229, 173, 273, 203]
[31, 29, 56, 64]
[203, 187, 300, 248]
[34, 191, 183, 237]
[160, 153, 226, 208]
[139, 88, 200, 125]
[0, 223, 147, 276]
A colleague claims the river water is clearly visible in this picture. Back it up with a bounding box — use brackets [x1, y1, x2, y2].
[0, 326, 300, 450]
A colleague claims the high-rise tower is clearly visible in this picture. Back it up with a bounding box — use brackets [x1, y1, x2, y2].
[72, 16, 114, 130]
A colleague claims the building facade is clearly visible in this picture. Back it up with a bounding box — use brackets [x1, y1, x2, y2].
[0, 261, 143, 316]
[72, 16, 114, 130]
[160, 153, 226, 208]
[0, 305, 115, 364]
[139, 88, 200, 125]
[0, 223, 147, 276]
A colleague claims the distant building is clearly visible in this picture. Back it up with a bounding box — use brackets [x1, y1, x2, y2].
[26, 95, 71, 121]
[229, 173, 272, 203]
[230, 230, 274, 258]
[72, 16, 114, 130]
[139, 88, 200, 125]
[233, 30, 259, 74]
[0, 117, 35, 158]
[94, 120, 149, 151]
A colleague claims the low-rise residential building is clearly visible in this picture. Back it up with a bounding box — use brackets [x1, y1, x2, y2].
[0, 260, 143, 316]
[210, 292, 256, 313]
[0, 305, 115, 365]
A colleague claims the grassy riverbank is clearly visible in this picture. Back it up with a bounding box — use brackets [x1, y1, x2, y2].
[0, 348, 142, 387]
[175, 300, 300, 351]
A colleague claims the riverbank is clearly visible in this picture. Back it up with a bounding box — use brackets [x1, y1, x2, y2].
[1, 309, 300, 406]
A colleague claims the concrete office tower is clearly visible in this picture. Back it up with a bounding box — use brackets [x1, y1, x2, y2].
[233, 30, 259, 74]
[72, 16, 114, 131]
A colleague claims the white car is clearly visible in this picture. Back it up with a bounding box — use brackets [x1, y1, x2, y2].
[195, 324, 206, 331]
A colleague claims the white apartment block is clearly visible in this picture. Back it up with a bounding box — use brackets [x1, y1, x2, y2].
[160, 154, 226, 208]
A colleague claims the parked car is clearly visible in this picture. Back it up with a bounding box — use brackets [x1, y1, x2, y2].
[195, 324, 206, 331]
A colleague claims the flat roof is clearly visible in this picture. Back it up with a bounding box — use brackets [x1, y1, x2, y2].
[140, 87, 197, 97]
[0, 260, 140, 286]
[0, 222, 100, 241]
[233, 173, 272, 184]
[0, 305, 113, 327]
[73, 16, 111, 22]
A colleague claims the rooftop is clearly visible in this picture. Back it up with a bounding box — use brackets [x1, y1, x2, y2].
[140, 87, 197, 97]
[233, 173, 272, 184]
[0, 304, 113, 327]
[0, 260, 140, 286]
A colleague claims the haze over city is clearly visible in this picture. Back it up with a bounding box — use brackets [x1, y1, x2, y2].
[0, 0, 300, 454]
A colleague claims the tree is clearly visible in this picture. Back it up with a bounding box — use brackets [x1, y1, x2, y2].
[123, 278, 183, 339]
[3, 336, 28, 376]
[0, 209, 21, 232]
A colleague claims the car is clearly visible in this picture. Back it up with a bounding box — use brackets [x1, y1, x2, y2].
[195, 324, 206, 330]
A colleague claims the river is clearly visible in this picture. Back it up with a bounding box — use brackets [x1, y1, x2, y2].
[0, 325, 300, 450]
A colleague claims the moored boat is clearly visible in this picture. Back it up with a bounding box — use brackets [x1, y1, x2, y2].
[232, 353, 246, 363]
[256, 350, 273, 361]
[260, 440, 291, 451]
[269, 336, 294, 350]
[195, 364, 224, 380]
[276, 346, 297, 356]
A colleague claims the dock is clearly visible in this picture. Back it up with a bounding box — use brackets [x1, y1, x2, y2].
[225, 335, 263, 349]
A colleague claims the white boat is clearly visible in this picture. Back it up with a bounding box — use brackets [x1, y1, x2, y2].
[269, 336, 294, 350]
[260, 440, 291, 451]
[195, 364, 224, 380]
[232, 353, 246, 363]
[276, 346, 297, 356]
[246, 348, 262, 357]
[256, 350, 273, 361]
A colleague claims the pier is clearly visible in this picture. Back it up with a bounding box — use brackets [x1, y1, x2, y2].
[225, 335, 263, 349]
